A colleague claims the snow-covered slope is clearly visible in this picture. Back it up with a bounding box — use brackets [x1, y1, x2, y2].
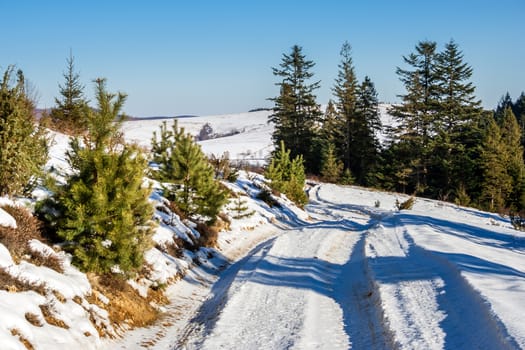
[122, 110, 274, 164]
[4, 105, 525, 349]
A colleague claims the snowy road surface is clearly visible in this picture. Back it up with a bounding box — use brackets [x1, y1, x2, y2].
[108, 183, 525, 349]
[177, 214, 391, 349]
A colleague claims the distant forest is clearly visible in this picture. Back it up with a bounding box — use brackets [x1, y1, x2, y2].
[267, 40, 525, 218]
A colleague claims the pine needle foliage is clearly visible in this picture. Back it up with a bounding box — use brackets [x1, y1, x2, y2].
[40, 79, 153, 275]
[49, 52, 88, 134]
[0, 66, 49, 197]
[151, 120, 228, 223]
[321, 143, 343, 183]
[265, 141, 308, 207]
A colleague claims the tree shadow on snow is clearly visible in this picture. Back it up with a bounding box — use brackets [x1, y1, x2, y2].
[369, 234, 521, 349]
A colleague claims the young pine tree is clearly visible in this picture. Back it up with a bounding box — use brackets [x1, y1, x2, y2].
[321, 143, 343, 183]
[265, 140, 308, 206]
[0, 66, 49, 197]
[49, 52, 88, 134]
[42, 79, 153, 275]
[151, 120, 228, 223]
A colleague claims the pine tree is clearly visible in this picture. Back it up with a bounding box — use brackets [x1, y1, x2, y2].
[229, 195, 254, 219]
[287, 154, 308, 207]
[479, 118, 512, 211]
[429, 40, 483, 199]
[494, 92, 513, 124]
[0, 66, 49, 197]
[269, 45, 322, 173]
[41, 79, 154, 275]
[265, 140, 292, 193]
[321, 99, 344, 148]
[389, 41, 439, 194]
[151, 120, 228, 223]
[500, 107, 525, 210]
[265, 140, 307, 206]
[321, 143, 343, 183]
[355, 76, 382, 185]
[49, 52, 88, 133]
[333, 41, 359, 174]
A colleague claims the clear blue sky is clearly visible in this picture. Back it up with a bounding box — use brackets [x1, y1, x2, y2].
[1, 0, 524, 117]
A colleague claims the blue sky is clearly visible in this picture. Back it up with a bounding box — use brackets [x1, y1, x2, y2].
[1, 0, 524, 117]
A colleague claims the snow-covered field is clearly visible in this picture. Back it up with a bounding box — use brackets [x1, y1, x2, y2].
[2, 105, 525, 349]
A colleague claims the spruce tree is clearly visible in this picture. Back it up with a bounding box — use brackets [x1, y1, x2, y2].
[269, 45, 322, 173]
[500, 107, 525, 210]
[49, 52, 88, 133]
[42, 79, 153, 275]
[321, 99, 344, 148]
[494, 92, 513, 124]
[0, 66, 49, 197]
[333, 41, 359, 174]
[430, 40, 483, 199]
[479, 118, 512, 211]
[151, 120, 227, 223]
[390, 41, 439, 194]
[355, 76, 382, 185]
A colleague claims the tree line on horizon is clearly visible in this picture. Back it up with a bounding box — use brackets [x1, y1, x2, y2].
[267, 40, 525, 216]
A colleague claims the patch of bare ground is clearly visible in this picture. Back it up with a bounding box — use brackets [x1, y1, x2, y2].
[86, 273, 169, 337]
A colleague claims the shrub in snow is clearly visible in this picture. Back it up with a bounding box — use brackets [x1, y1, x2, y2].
[229, 196, 255, 219]
[265, 141, 308, 207]
[38, 79, 154, 275]
[151, 120, 228, 224]
[395, 196, 415, 210]
[0, 66, 49, 197]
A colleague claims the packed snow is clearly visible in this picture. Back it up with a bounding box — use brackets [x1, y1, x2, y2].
[2, 105, 525, 349]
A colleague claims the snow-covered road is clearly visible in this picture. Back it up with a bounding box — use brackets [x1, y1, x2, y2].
[177, 215, 391, 349]
[107, 183, 525, 349]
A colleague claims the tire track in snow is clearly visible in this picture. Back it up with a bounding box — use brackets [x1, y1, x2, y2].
[307, 185, 395, 349]
[368, 215, 519, 349]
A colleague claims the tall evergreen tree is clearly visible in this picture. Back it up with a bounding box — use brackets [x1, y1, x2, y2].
[389, 41, 439, 194]
[49, 52, 88, 133]
[355, 76, 382, 185]
[429, 40, 483, 199]
[480, 118, 512, 211]
[41, 79, 153, 275]
[0, 66, 48, 197]
[333, 41, 359, 173]
[269, 45, 322, 173]
[151, 120, 228, 223]
[494, 92, 513, 124]
[500, 107, 525, 210]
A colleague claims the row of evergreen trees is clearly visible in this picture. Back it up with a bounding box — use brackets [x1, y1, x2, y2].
[269, 40, 525, 213]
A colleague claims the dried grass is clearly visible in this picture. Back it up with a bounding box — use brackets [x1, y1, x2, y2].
[10, 328, 34, 350]
[87, 273, 163, 333]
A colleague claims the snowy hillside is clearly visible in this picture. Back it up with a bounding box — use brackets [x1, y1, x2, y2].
[2, 105, 525, 349]
[122, 110, 274, 165]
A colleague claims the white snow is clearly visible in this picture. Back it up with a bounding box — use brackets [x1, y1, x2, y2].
[0, 207, 16, 229]
[2, 106, 525, 349]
